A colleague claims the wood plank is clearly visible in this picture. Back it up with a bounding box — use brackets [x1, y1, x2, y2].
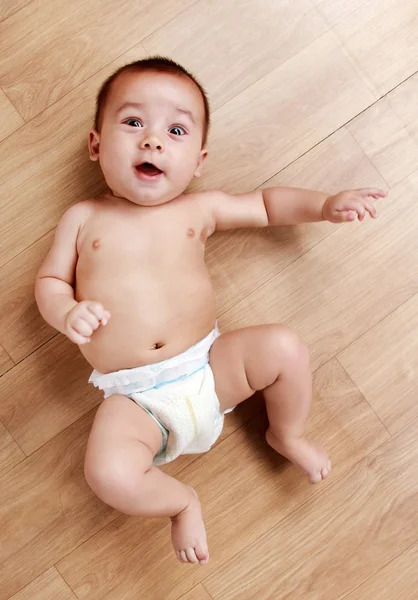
[334, 0, 418, 96]
[338, 293, 418, 434]
[219, 171, 418, 371]
[344, 541, 418, 600]
[177, 585, 213, 600]
[313, 0, 372, 26]
[0, 231, 55, 363]
[0, 0, 198, 120]
[143, 0, 328, 110]
[203, 418, 418, 600]
[0, 410, 117, 600]
[56, 359, 388, 600]
[194, 31, 375, 195]
[207, 127, 387, 316]
[0, 89, 23, 142]
[0, 335, 100, 454]
[0, 343, 13, 376]
[0, 45, 147, 269]
[8, 567, 76, 600]
[0, 421, 25, 477]
[347, 95, 418, 187]
[388, 71, 418, 142]
[0, 0, 32, 23]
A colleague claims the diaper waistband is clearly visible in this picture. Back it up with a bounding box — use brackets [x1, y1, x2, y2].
[89, 325, 220, 397]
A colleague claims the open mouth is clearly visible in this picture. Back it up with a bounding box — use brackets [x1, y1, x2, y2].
[135, 162, 163, 178]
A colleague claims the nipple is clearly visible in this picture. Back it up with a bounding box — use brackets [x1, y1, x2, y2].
[187, 228, 195, 238]
[92, 239, 100, 249]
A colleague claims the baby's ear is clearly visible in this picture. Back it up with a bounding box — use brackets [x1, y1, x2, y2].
[88, 129, 100, 161]
[194, 148, 208, 178]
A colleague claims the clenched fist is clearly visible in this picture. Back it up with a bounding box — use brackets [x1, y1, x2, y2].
[322, 188, 387, 223]
[64, 301, 111, 345]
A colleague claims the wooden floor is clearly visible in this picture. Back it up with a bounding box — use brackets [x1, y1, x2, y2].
[1, 0, 418, 598]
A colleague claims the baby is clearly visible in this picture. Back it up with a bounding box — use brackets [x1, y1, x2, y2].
[35, 57, 386, 566]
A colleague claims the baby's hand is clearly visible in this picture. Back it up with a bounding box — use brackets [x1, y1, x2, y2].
[323, 188, 387, 223]
[64, 301, 111, 345]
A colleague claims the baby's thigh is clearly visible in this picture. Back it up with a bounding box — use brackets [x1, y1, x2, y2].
[210, 324, 303, 412]
[84, 394, 163, 491]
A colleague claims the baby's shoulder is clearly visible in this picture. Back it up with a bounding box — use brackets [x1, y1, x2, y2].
[60, 199, 96, 226]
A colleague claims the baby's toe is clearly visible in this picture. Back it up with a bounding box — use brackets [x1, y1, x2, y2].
[195, 542, 209, 565]
[309, 470, 323, 484]
[185, 547, 199, 564]
[321, 461, 332, 479]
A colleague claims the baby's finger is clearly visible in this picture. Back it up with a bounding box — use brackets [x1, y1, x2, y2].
[355, 188, 387, 198]
[86, 302, 106, 321]
[363, 201, 377, 218]
[72, 319, 94, 338]
[353, 202, 366, 220]
[79, 311, 101, 331]
[101, 311, 111, 326]
[340, 211, 356, 222]
[68, 329, 91, 345]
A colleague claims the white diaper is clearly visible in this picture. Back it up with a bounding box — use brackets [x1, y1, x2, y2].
[89, 327, 227, 466]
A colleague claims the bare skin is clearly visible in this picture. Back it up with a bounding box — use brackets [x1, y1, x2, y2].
[35, 68, 387, 565]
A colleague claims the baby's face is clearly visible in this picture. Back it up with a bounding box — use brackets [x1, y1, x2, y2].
[90, 71, 207, 206]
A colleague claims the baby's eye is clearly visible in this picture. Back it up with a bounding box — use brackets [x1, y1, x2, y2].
[125, 118, 143, 128]
[169, 126, 186, 136]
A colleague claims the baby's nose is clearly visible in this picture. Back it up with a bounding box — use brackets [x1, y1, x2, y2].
[141, 135, 164, 152]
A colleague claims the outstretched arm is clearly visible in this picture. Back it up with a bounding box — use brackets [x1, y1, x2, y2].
[208, 186, 387, 231]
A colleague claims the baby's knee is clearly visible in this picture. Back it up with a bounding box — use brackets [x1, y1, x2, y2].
[84, 452, 147, 511]
[271, 324, 309, 365]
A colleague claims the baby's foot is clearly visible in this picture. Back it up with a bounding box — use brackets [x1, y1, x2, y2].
[266, 428, 331, 484]
[171, 487, 209, 565]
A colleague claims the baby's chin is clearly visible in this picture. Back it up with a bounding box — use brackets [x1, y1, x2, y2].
[126, 186, 187, 207]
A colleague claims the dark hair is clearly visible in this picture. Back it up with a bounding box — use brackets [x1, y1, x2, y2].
[94, 56, 210, 147]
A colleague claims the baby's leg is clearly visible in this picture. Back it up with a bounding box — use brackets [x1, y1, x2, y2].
[210, 325, 331, 483]
[84, 395, 208, 565]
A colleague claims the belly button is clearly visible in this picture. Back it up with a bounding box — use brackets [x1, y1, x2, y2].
[92, 239, 100, 249]
[153, 342, 165, 350]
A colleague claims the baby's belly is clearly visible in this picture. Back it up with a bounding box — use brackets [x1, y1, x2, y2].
[77, 275, 217, 374]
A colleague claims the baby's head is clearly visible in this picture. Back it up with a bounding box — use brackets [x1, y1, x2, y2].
[89, 57, 210, 206]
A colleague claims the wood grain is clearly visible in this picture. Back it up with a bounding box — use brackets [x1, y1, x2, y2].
[56, 359, 388, 600]
[338, 293, 418, 434]
[0, 421, 25, 477]
[344, 541, 418, 600]
[0, 0, 32, 23]
[0, 231, 55, 363]
[8, 568, 76, 600]
[0, 410, 117, 600]
[0, 335, 100, 454]
[313, 0, 372, 26]
[347, 96, 418, 187]
[0, 343, 13, 376]
[0, 89, 24, 142]
[196, 32, 375, 194]
[334, 0, 418, 96]
[203, 418, 418, 600]
[177, 585, 213, 600]
[0, 0, 198, 120]
[143, 0, 328, 110]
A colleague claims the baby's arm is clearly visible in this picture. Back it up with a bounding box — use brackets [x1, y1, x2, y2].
[206, 187, 387, 231]
[35, 202, 110, 345]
